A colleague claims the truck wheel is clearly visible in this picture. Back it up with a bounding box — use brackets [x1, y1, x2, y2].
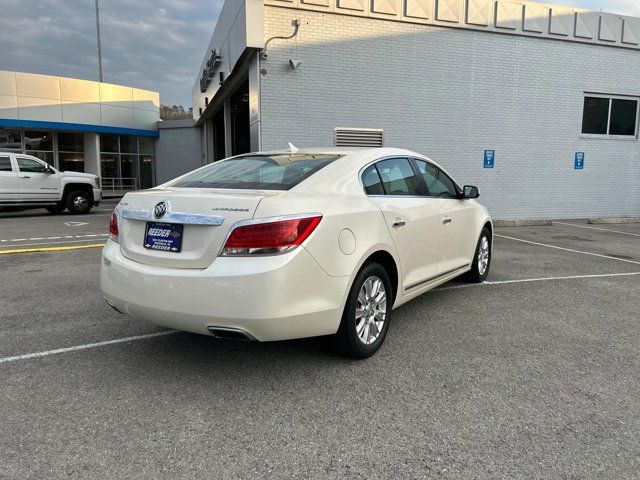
[45, 203, 66, 214]
[66, 191, 92, 215]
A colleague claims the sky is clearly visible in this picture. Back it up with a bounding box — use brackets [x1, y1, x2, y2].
[0, 0, 637, 107]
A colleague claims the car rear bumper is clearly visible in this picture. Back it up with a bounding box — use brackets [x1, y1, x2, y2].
[100, 241, 350, 341]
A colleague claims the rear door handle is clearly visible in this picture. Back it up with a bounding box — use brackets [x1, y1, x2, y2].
[392, 218, 406, 228]
[442, 217, 452, 225]
[20, 175, 31, 179]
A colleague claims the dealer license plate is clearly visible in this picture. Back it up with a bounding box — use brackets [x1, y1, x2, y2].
[144, 222, 184, 253]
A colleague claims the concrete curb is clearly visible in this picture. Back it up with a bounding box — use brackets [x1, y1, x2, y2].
[493, 219, 553, 227]
[588, 217, 640, 225]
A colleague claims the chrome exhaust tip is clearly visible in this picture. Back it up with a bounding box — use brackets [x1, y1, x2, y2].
[208, 326, 256, 341]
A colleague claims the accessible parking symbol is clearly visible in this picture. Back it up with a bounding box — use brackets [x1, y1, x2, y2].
[483, 150, 495, 169]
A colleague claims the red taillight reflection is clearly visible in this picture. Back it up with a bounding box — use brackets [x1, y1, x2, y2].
[222, 215, 322, 256]
[109, 212, 119, 243]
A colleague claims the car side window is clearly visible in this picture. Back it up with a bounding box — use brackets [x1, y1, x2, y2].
[375, 158, 422, 196]
[17, 157, 47, 174]
[0, 155, 12, 172]
[415, 160, 458, 198]
[361, 165, 385, 195]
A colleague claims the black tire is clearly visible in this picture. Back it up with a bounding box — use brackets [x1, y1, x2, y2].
[45, 203, 66, 214]
[65, 190, 92, 215]
[335, 262, 393, 359]
[463, 227, 492, 283]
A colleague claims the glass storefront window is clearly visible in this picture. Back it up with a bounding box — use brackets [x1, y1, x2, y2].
[58, 132, 84, 152]
[120, 136, 138, 154]
[101, 154, 118, 178]
[26, 151, 54, 165]
[139, 155, 154, 189]
[58, 132, 85, 172]
[59, 152, 84, 173]
[24, 131, 53, 151]
[98, 135, 155, 189]
[138, 137, 155, 155]
[0, 128, 22, 150]
[120, 155, 137, 180]
[100, 135, 119, 153]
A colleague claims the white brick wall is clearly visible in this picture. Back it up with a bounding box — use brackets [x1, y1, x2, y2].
[259, 6, 640, 220]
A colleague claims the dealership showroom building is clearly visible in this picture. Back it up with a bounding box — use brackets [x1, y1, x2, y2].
[192, 0, 640, 220]
[0, 70, 159, 193]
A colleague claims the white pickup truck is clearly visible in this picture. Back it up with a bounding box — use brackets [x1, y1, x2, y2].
[0, 152, 102, 215]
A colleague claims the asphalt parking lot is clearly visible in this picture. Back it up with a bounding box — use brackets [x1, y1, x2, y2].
[1, 208, 639, 479]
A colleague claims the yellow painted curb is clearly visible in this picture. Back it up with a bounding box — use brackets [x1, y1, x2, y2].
[0, 243, 105, 255]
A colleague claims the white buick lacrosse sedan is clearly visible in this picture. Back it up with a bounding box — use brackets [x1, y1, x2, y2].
[101, 147, 492, 358]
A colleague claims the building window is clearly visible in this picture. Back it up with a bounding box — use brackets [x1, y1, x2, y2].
[24, 130, 55, 166]
[101, 153, 118, 178]
[58, 132, 85, 172]
[138, 137, 155, 189]
[582, 95, 639, 138]
[100, 135, 119, 153]
[0, 128, 22, 151]
[99, 135, 155, 190]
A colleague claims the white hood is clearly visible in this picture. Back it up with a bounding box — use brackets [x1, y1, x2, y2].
[61, 171, 98, 181]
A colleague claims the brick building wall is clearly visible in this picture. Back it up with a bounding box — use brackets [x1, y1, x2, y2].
[259, 6, 640, 219]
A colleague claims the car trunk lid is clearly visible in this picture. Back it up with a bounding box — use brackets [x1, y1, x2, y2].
[118, 188, 279, 269]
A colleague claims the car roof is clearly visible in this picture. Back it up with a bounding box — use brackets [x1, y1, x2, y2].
[248, 147, 424, 158]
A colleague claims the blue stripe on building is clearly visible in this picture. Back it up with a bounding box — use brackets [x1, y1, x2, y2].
[0, 118, 159, 138]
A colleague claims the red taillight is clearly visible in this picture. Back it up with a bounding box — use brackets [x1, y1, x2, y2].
[221, 215, 322, 256]
[109, 211, 119, 243]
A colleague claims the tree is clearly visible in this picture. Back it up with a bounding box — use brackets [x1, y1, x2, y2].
[160, 104, 193, 120]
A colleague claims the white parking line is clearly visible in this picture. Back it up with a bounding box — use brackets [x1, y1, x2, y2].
[2, 272, 639, 365]
[0, 234, 108, 243]
[0, 331, 178, 365]
[489, 271, 640, 284]
[495, 234, 640, 266]
[436, 271, 640, 291]
[554, 221, 640, 238]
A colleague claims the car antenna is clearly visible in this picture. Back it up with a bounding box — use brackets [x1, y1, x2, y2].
[287, 142, 299, 153]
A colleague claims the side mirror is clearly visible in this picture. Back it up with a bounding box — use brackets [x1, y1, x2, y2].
[45, 164, 53, 175]
[463, 185, 479, 199]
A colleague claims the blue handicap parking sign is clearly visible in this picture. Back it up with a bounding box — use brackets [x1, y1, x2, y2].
[574, 152, 585, 170]
[483, 150, 495, 169]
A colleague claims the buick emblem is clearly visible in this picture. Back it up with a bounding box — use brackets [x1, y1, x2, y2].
[153, 201, 168, 219]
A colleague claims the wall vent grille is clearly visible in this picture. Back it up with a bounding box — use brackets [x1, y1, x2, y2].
[334, 128, 384, 147]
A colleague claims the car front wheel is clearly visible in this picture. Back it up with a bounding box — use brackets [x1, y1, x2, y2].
[336, 262, 393, 359]
[464, 227, 492, 283]
[66, 191, 92, 215]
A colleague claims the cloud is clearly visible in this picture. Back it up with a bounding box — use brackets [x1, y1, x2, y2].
[0, 0, 222, 106]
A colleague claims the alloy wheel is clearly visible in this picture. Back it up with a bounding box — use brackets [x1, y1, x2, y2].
[478, 235, 490, 276]
[355, 276, 387, 345]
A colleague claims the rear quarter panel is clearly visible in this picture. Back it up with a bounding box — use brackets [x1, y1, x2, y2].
[254, 193, 399, 279]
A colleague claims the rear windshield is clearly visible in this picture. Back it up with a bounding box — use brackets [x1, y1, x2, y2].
[170, 154, 342, 190]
